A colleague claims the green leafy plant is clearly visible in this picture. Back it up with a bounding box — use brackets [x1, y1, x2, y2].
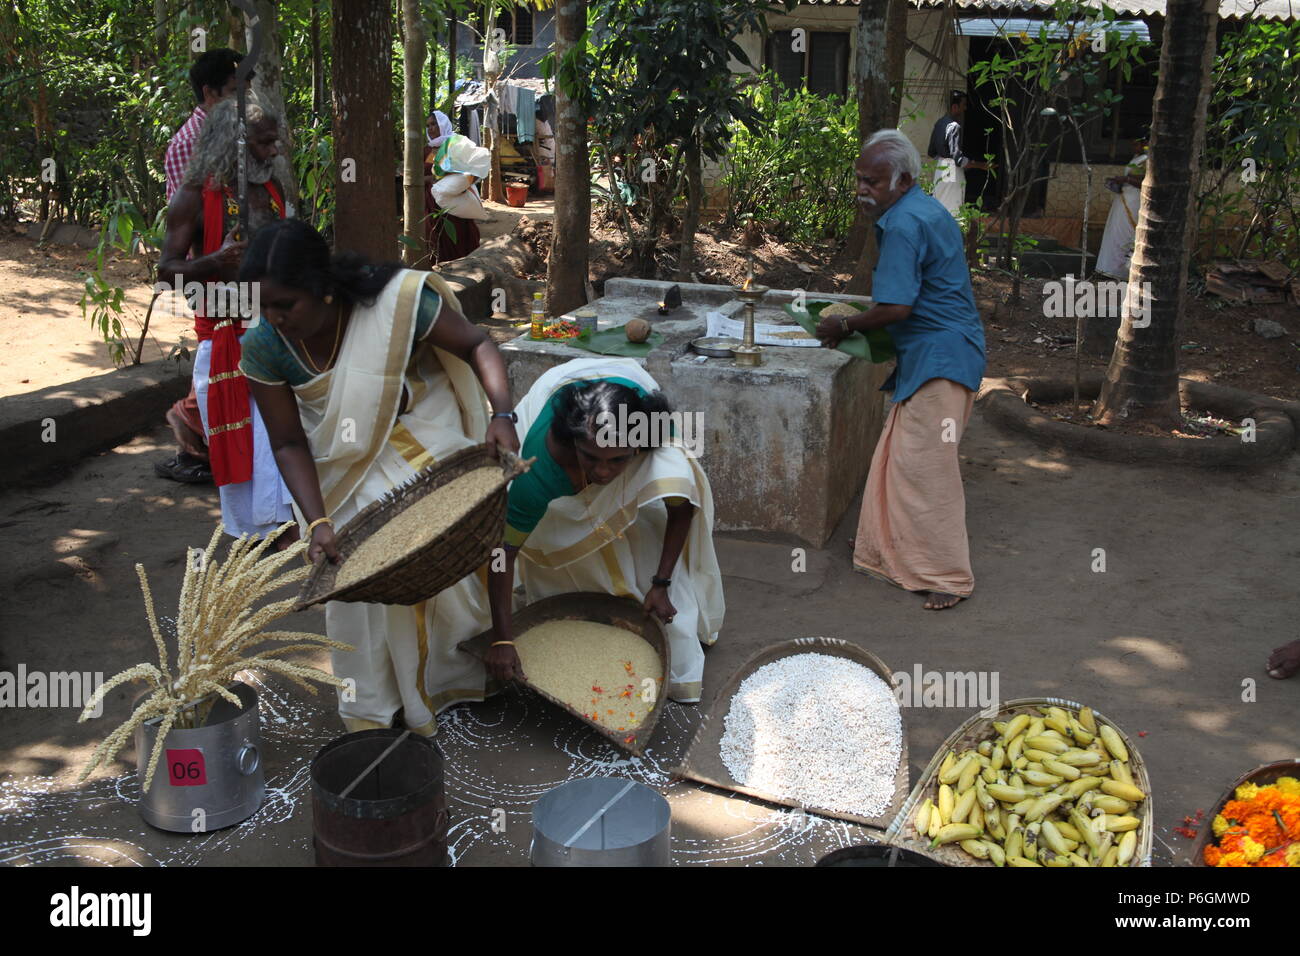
[1198, 20, 1300, 264]
[79, 198, 165, 367]
[719, 72, 859, 244]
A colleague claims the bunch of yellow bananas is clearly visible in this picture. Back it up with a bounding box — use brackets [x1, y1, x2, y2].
[911, 705, 1145, 867]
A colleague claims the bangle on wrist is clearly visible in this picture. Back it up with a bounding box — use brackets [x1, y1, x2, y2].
[491, 410, 518, 423]
[306, 516, 333, 535]
[651, 576, 672, 589]
[839, 317, 851, 334]
[490, 640, 515, 647]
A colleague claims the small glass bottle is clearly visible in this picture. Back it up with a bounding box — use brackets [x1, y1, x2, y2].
[530, 291, 546, 340]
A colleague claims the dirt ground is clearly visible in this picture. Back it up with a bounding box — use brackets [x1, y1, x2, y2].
[1, 412, 1296, 867]
[1, 211, 1297, 866]
[0, 224, 195, 397]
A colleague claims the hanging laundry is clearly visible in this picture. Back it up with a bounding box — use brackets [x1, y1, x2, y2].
[516, 88, 536, 144]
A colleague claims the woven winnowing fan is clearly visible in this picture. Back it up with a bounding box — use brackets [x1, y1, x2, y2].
[295, 445, 532, 609]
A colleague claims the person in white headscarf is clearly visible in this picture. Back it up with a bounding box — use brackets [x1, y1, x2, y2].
[426, 111, 455, 150]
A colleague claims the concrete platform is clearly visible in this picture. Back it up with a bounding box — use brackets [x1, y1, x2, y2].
[502, 278, 891, 547]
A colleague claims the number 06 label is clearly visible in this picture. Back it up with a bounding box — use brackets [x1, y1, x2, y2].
[166, 748, 207, 786]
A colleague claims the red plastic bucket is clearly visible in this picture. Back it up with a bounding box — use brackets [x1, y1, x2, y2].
[505, 183, 529, 207]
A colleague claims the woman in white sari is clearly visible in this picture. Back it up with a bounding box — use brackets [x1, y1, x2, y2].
[484, 358, 724, 703]
[1096, 140, 1147, 280]
[237, 219, 519, 736]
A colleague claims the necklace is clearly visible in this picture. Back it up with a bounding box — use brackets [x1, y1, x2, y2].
[575, 448, 631, 541]
[300, 303, 344, 374]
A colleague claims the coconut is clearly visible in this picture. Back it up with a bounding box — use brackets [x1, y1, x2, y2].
[625, 318, 651, 343]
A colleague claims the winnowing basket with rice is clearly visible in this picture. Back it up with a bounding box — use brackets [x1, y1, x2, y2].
[296, 445, 532, 609]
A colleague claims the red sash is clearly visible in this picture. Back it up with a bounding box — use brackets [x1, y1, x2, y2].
[197, 179, 285, 486]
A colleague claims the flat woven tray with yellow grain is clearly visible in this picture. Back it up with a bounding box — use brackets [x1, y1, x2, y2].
[458, 592, 671, 756]
[295, 444, 531, 609]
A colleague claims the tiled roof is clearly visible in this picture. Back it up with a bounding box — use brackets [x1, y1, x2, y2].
[798, 0, 1298, 19]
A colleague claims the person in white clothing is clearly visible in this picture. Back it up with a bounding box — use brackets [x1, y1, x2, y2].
[1095, 139, 1148, 280]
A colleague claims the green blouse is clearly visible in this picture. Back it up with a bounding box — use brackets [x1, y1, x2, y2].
[240, 284, 442, 387]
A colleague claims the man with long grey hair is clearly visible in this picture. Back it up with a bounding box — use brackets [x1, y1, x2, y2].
[157, 95, 294, 543]
[816, 129, 986, 610]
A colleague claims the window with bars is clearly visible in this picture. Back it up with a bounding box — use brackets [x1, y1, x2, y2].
[765, 29, 850, 98]
[474, 5, 535, 47]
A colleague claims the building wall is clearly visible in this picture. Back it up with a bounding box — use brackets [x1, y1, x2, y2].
[452, 9, 556, 80]
[708, 8, 965, 205]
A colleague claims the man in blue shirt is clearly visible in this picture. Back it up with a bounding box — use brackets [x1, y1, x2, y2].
[816, 129, 986, 609]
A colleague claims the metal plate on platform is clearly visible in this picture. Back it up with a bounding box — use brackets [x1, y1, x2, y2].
[689, 337, 741, 358]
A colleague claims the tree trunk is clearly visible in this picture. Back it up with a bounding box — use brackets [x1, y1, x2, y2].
[546, 0, 590, 317]
[447, 16, 458, 105]
[675, 143, 702, 280]
[227, 10, 245, 52]
[245, 1, 298, 209]
[484, 6, 506, 204]
[429, 20, 439, 109]
[310, 0, 324, 116]
[401, 0, 427, 266]
[154, 0, 167, 60]
[331, 0, 397, 260]
[1093, 0, 1219, 428]
[843, 0, 893, 265]
[885, 0, 907, 126]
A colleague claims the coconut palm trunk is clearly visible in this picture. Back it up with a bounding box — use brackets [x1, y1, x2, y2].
[546, 0, 590, 317]
[401, 0, 428, 266]
[1093, 0, 1219, 427]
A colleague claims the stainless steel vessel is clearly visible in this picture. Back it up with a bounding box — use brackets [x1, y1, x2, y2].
[135, 681, 264, 832]
[531, 777, 671, 866]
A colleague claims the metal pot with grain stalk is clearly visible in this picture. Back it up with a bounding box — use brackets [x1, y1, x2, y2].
[134, 681, 265, 832]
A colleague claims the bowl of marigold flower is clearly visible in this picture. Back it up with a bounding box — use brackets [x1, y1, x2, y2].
[1197, 761, 1300, 867]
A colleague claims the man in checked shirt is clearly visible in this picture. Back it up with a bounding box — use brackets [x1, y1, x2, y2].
[156, 49, 251, 484]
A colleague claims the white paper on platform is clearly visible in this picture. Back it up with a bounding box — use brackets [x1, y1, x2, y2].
[704, 311, 820, 347]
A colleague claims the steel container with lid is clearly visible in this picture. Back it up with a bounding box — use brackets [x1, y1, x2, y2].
[531, 777, 671, 866]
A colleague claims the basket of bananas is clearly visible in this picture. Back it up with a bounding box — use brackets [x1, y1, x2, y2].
[885, 698, 1153, 867]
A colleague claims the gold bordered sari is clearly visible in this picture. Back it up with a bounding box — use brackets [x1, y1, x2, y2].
[512, 358, 725, 702]
[292, 269, 492, 735]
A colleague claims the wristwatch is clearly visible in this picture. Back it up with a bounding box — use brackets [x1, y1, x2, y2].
[651, 576, 672, 588]
[492, 410, 518, 423]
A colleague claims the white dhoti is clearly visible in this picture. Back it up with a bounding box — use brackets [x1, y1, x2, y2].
[193, 338, 294, 537]
[513, 358, 725, 703]
[290, 270, 494, 736]
[932, 159, 966, 217]
[1096, 184, 1140, 279]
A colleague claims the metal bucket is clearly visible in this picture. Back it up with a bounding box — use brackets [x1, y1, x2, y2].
[135, 681, 264, 832]
[816, 845, 946, 867]
[531, 777, 671, 867]
[311, 729, 449, 867]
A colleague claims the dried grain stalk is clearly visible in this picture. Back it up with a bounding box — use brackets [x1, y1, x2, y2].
[78, 522, 354, 792]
